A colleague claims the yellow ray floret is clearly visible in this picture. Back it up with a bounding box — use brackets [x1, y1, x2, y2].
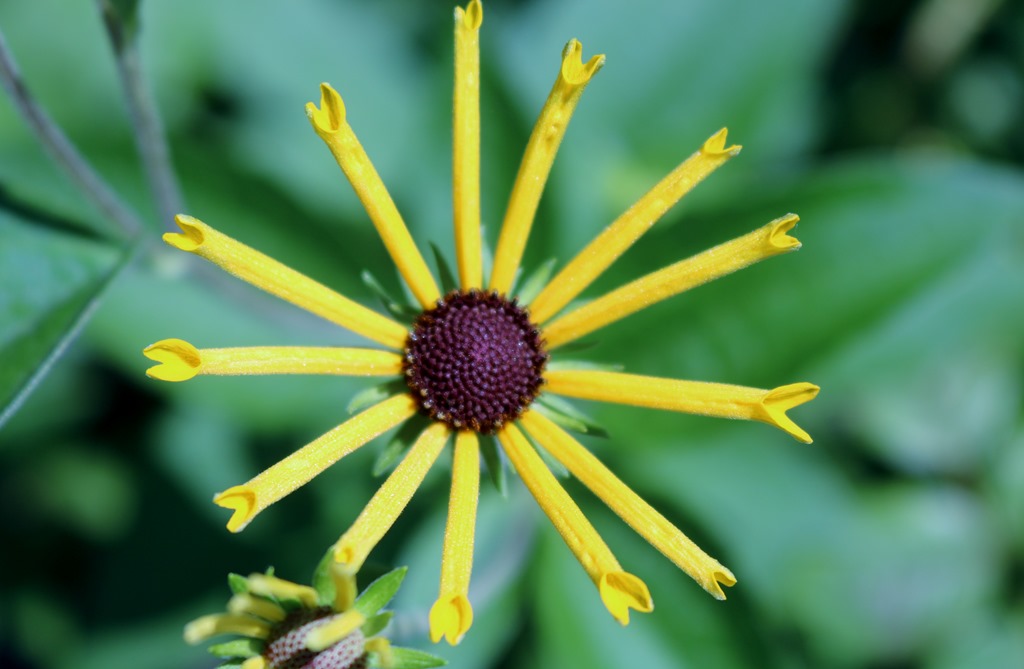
[164, 216, 408, 349]
[489, 39, 605, 293]
[305, 610, 366, 652]
[545, 370, 819, 443]
[227, 593, 287, 622]
[183, 613, 271, 644]
[330, 562, 358, 613]
[497, 423, 652, 625]
[453, 0, 483, 290]
[144, 339, 403, 381]
[214, 394, 417, 532]
[520, 410, 736, 598]
[430, 430, 480, 645]
[529, 128, 741, 322]
[306, 84, 440, 308]
[365, 637, 394, 668]
[245, 573, 320, 608]
[241, 658, 267, 669]
[333, 422, 449, 570]
[543, 213, 802, 348]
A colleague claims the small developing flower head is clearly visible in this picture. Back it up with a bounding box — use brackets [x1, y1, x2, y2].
[183, 561, 445, 669]
[404, 290, 548, 434]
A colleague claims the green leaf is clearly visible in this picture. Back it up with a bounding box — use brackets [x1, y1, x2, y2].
[352, 567, 407, 618]
[372, 417, 426, 476]
[479, 435, 507, 496]
[227, 573, 249, 595]
[360, 611, 393, 638]
[534, 394, 609, 439]
[208, 638, 262, 659]
[312, 547, 336, 606]
[384, 647, 448, 669]
[362, 270, 419, 321]
[430, 243, 459, 294]
[514, 258, 556, 305]
[0, 213, 129, 428]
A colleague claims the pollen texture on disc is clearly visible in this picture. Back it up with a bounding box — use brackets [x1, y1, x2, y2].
[404, 290, 547, 434]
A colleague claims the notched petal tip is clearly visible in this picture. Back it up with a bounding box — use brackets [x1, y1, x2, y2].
[163, 214, 205, 252]
[429, 594, 474, 645]
[599, 571, 653, 625]
[560, 39, 605, 85]
[702, 566, 738, 600]
[768, 213, 802, 251]
[455, 0, 483, 30]
[332, 542, 358, 568]
[701, 128, 741, 157]
[214, 486, 258, 533]
[307, 83, 346, 133]
[143, 338, 201, 382]
[761, 382, 819, 443]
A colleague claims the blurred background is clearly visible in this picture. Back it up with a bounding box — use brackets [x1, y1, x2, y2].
[2, 0, 1023, 667]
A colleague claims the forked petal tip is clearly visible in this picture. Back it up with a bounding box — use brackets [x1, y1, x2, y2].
[143, 338, 201, 382]
[429, 594, 474, 645]
[214, 487, 257, 533]
[599, 571, 653, 625]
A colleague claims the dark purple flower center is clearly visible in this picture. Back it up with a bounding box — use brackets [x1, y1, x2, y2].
[264, 607, 367, 669]
[404, 290, 548, 434]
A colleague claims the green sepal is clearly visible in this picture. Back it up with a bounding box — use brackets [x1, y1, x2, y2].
[227, 573, 249, 595]
[215, 661, 245, 669]
[430, 243, 459, 294]
[353, 566, 408, 618]
[526, 432, 570, 479]
[98, 0, 141, 45]
[372, 416, 427, 476]
[361, 611, 394, 637]
[377, 647, 448, 668]
[348, 379, 408, 415]
[545, 358, 624, 373]
[551, 339, 599, 354]
[208, 638, 264, 659]
[514, 258, 557, 305]
[479, 435, 507, 496]
[362, 270, 419, 321]
[312, 546, 337, 606]
[534, 395, 609, 439]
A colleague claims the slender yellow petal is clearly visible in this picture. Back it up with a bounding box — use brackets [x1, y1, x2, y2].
[246, 574, 319, 608]
[214, 394, 417, 532]
[529, 129, 741, 322]
[497, 423, 652, 624]
[430, 431, 479, 645]
[164, 215, 408, 349]
[489, 39, 605, 293]
[144, 340, 402, 381]
[183, 613, 270, 644]
[331, 562, 358, 613]
[305, 610, 365, 652]
[543, 213, 801, 348]
[520, 410, 737, 598]
[453, 0, 483, 290]
[241, 656, 268, 669]
[306, 84, 440, 308]
[333, 422, 449, 570]
[545, 370, 819, 443]
[365, 637, 394, 669]
[227, 594, 286, 622]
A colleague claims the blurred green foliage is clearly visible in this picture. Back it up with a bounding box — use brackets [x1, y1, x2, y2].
[2, 0, 1023, 668]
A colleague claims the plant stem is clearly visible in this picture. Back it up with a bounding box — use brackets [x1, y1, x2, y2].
[0, 29, 143, 238]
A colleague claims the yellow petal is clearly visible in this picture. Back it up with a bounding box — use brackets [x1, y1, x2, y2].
[304, 610, 365, 652]
[214, 394, 417, 532]
[365, 637, 394, 669]
[431, 430, 479, 645]
[306, 84, 440, 308]
[164, 215, 408, 349]
[145, 342, 402, 379]
[528, 128, 741, 322]
[183, 613, 271, 644]
[246, 573, 319, 608]
[227, 594, 286, 622]
[545, 370, 819, 443]
[542, 213, 802, 349]
[330, 562, 358, 613]
[489, 39, 605, 293]
[599, 571, 654, 625]
[332, 422, 449, 570]
[520, 409, 737, 599]
[143, 338, 201, 381]
[497, 423, 651, 624]
[453, 0, 483, 290]
[241, 658, 267, 669]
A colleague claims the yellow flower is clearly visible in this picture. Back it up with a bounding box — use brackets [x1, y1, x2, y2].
[147, 0, 818, 645]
